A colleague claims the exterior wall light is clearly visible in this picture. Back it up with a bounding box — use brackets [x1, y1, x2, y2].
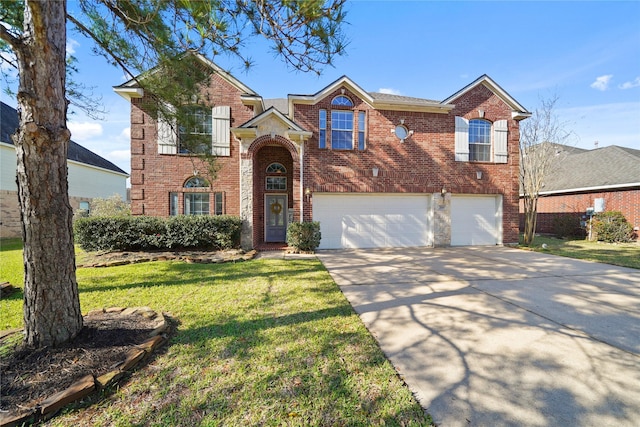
[305, 187, 312, 200]
[441, 187, 447, 197]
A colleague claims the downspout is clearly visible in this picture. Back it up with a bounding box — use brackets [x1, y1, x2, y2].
[299, 135, 304, 223]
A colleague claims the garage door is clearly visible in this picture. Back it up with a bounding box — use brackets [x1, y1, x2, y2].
[450, 195, 502, 246]
[313, 194, 432, 249]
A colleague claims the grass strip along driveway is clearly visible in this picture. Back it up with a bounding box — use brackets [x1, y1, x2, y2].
[0, 240, 431, 426]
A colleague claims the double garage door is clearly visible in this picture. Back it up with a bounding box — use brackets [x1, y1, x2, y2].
[313, 193, 501, 249]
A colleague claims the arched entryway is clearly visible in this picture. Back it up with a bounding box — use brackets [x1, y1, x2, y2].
[246, 135, 300, 249]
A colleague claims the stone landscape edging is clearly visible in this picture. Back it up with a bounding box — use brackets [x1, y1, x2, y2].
[0, 307, 171, 427]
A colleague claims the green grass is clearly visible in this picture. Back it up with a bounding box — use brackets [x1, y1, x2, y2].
[520, 234, 640, 269]
[0, 240, 432, 426]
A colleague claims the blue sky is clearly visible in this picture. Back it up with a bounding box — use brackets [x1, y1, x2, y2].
[3, 1, 639, 174]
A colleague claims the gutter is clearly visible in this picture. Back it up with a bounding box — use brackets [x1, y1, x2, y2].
[520, 182, 640, 197]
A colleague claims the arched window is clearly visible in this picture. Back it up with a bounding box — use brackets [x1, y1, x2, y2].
[183, 176, 210, 215]
[331, 95, 353, 107]
[184, 176, 209, 188]
[266, 163, 286, 174]
[468, 119, 491, 162]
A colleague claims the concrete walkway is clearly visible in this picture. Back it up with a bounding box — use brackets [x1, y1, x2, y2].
[317, 246, 640, 427]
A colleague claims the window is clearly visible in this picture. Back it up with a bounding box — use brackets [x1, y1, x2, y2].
[469, 119, 491, 162]
[319, 109, 327, 149]
[266, 163, 286, 174]
[157, 105, 230, 156]
[358, 111, 366, 150]
[214, 192, 223, 215]
[454, 117, 508, 163]
[266, 163, 287, 190]
[185, 193, 210, 215]
[332, 95, 353, 107]
[179, 106, 212, 154]
[170, 192, 178, 216]
[331, 110, 354, 149]
[184, 176, 209, 188]
[319, 95, 366, 151]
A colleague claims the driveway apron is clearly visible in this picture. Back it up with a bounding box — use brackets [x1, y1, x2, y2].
[317, 246, 640, 427]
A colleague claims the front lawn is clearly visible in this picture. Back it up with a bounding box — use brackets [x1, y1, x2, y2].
[0, 240, 431, 426]
[520, 235, 640, 269]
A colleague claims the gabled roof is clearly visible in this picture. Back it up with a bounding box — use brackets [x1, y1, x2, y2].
[443, 74, 531, 120]
[113, 53, 264, 112]
[1, 102, 128, 175]
[232, 106, 312, 141]
[288, 75, 454, 114]
[539, 144, 640, 194]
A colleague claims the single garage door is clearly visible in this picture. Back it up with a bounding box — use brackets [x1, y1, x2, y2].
[450, 195, 502, 246]
[313, 193, 432, 249]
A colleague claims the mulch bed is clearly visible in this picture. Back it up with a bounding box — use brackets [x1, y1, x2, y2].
[0, 311, 161, 419]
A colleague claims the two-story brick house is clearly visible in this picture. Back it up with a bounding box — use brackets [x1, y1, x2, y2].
[115, 54, 530, 250]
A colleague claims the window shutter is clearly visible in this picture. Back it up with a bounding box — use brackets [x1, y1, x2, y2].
[454, 116, 469, 162]
[212, 106, 231, 156]
[157, 107, 177, 154]
[493, 119, 508, 163]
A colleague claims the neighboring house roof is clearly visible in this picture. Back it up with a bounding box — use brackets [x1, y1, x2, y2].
[540, 144, 640, 195]
[1, 102, 128, 175]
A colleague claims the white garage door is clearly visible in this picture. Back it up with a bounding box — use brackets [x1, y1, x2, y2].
[450, 195, 502, 246]
[313, 194, 432, 249]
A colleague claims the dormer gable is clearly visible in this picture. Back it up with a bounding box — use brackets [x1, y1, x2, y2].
[231, 106, 311, 143]
[113, 53, 265, 113]
[288, 76, 453, 115]
[443, 74, 531, 121]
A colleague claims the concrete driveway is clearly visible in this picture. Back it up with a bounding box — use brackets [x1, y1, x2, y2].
[317, 246, 640, 427]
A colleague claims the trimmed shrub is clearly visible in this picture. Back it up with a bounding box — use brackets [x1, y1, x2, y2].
[74, 215, 242, 251]
[591, 211, 634, 243]
[552, 214, 584, 239]
[286, 221, 321, 252]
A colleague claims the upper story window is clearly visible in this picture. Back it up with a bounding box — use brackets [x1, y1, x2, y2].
[454, 116, 508, 164]
[157, 105, 231, 157]
[318, 94, 366, 151]
[266, 163, 287, 190]
[468, 119, 491, 162]
[179, 105, 212, 154]
[332, 95, 353, 107]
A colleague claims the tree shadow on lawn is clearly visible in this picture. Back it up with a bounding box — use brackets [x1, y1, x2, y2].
[77, 258, 328, 294]
[101, 304, 429, 425]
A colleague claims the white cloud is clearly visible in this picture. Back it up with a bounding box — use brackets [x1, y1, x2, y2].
[379, 87, 402, 95]
[120, 127, 131, 139]
[590, 75, 613, 91]
[68, 121, 103, 141]
[619, 77, 640, 90]
[66, 38, 80, 56]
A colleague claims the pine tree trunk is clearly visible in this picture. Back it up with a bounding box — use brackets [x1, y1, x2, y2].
[14, 0, 82, 348]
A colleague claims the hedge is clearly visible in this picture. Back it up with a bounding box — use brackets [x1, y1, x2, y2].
[286, 221, 321, 252]
[74, 215, 242, 251]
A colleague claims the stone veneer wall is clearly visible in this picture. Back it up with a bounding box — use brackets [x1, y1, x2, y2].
[433, 193, 452, 246]
[1, 190, 92, 239]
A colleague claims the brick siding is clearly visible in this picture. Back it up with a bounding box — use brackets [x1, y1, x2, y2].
[521, 188, 640, 239]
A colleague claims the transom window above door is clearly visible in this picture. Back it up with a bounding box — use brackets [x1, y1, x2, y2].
[266, 163, 287, 190]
